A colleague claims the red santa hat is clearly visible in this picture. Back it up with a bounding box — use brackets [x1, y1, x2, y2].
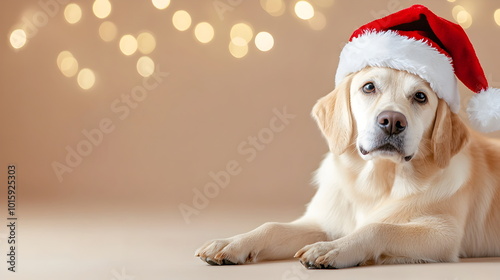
[335, 4, 500, 132]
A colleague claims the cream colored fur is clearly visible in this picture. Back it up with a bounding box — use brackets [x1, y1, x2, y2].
[195, 67, 500, 268]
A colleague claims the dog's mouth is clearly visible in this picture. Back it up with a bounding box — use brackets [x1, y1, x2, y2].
[359, 144, 414, 162]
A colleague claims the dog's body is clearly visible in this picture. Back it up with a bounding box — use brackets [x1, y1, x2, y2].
[196, 67, 500, 268]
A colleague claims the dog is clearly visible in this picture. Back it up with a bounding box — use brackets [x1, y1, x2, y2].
[195, 66, 500, 268]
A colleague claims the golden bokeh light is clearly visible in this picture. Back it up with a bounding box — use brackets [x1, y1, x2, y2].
[194, 22, 214, 44]
[457, 12, 472, 28]
[77, 68, 96, 90]
[60, 56, 79, 77]
[456, 10, 468, 22]
[99, 21, 117, 42]
[260, 0, 285, 17]
[229, 41, 248, 58]
[119, 34, 138, 56]
[57, 51, 73, 68]
[10, 29, 27, 49]
[457, 11, 472, 28]
[230, 23, 253, 46]
[137, 32, 156, 54]
[136, 56, 155, 77]
[64, 3, 82, 24]
[295, 1, 314, 20]
[452, 6, 472, 29]
[255, 32, 274, 52]
[152, 0, 170, 10]
[447, 0, 456, 2]
[172, 10, 192, 31]
[308, 11, 326, 30]
[494, 9, 500, 26]
[452, 5, 465, 21]
[57, 51, 78, 77]
[93, 0, 112, 19]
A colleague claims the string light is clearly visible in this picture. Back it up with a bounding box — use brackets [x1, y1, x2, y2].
[77, 68, 96, 90]
[9, 29, 27, 49]
[64, 3, 82, 24]
[230, 23, 253, 46]
[295, 1, 314, 20]
[119, 34, 138, 56]
[255, 32, 274, 51]
[229, 41, 248, 58]
[260, 0, 285, 17]
[308, 11, 326, 30]
[494, 9, 500, 26]
[99, 21, 118, 42]
[452, 6, 472, 29]
[172, 10, 192, 31]
[194, 22, 214, 44]
[93, 0, 112, 19]
[152, 0, 170, 10]
[136, 56, 155, 77]
[57, 51, 79, 77]
[137, 32, 156, 54]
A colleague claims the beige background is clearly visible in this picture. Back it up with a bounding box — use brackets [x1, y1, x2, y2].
[1, 0, 500, 279]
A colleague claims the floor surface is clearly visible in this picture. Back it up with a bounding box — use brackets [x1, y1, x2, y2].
[1, 205, 499, 280]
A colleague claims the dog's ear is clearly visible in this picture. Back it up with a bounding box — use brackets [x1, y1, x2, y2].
[312, 75, 353, 155]
[431, 99, 469, 168]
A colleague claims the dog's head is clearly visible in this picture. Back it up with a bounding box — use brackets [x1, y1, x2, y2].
[313, 67, 469, 168]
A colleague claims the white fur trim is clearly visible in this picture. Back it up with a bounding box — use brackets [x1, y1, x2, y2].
[467, 88, 500, 133]
[336, 31, 460, 113]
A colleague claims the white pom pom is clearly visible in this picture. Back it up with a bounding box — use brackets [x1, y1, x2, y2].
[467, 88, 500, 133]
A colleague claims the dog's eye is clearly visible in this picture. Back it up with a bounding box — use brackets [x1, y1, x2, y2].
[414, 92, 427, 104]
[362, 83, 376, 94]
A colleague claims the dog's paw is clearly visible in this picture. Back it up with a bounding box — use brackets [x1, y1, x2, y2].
[294, 240, 363, 269]
[195, 238, 257, 265]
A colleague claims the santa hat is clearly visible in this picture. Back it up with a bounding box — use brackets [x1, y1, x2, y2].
[335, 4, 500, 133]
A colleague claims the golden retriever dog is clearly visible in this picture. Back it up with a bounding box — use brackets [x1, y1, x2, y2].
[195, 67, 500, 268]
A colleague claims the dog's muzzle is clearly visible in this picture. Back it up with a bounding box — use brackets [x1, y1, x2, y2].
[359, 110, 414, 162]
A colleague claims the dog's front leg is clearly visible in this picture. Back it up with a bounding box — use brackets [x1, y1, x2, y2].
[296, 216, 461, 269]
[196, 219, 327, 265]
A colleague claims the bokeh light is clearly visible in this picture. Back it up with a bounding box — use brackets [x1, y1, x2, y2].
[452, 6, 471, 28]
[260, 0, 285, 17]
[119, 34, 138, 56]
[99, 21, 117, 42]
[137, 32, 156, 54]
[452, 6, 472, 29]
[172, 10, 192, 31]
[295, 1, 314, 20]
[60, 57, 79, 77]
[136, 56, 155, 77]
[308, 11, 326, 30]
[10, 29, 27, 49]
[229, 41, 248, 58]
[255, 32, 274, 52]
[230, 23, 253, 46]
[194, 22, 214, 44]
[77, 68, 96, 90]
[152, 0, 170, 10]
[452, 5, 464, 19]
[57, 51, 74, 69]
[93, 0, 112, 19]
[57, 51, 79, 77]
[64, 3, 82, 24]
[494, 9, 500, 26]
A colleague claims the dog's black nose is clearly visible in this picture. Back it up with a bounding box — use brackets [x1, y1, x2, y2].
[377, 111, 407, 135]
